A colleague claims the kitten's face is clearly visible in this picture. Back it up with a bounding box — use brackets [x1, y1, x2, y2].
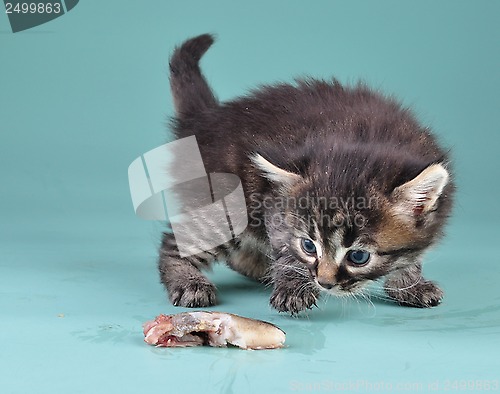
[263, 165, 449, 296]
[266, 192, 388, 295]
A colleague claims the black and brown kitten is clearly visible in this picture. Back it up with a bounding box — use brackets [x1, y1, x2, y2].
[158, 34, 454, 314]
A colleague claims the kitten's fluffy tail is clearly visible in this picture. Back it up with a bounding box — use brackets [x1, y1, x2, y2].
[169, 34, 218, 116]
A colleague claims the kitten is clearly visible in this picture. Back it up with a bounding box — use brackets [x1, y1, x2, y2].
[158, 34, 454, 314]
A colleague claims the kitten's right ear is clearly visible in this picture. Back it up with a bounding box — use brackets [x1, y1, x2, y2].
[251, 154, 302, 187]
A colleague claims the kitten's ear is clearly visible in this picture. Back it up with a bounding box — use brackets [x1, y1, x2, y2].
[392, 164, 449, 218]
[251, 154, 302, 187]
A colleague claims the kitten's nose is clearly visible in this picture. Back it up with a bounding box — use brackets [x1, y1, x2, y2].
[318, 281, 334, 290]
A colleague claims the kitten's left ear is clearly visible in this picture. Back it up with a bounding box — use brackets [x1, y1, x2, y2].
[251, 154, 302, 187]
[392, 164, 449, 218]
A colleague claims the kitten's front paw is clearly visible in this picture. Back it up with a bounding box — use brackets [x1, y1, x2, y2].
[168, 280, 217, 308]
[270, 286, 319, 314]
[385, 280, 443, 308]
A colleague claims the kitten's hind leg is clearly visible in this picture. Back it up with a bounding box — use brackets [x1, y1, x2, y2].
[384, 263, 443, 308]
[158, 232, 217, 307]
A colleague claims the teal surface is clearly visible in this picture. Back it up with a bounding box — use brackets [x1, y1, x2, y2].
[1, 1, 499, 393]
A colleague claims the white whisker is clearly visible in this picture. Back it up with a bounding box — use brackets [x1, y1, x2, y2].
[383, 275, 423, 292]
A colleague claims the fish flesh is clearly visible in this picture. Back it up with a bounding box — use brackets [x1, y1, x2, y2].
[143, 311, 286, 350]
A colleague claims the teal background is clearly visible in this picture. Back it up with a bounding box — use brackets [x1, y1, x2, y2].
[1, 1, 499, 393]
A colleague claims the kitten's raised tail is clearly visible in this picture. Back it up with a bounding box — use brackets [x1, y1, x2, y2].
[169, 34, 218, 116]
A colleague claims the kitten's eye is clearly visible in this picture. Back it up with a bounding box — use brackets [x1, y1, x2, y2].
[300, 238, 317, 255]
[347, 250, 370, 265]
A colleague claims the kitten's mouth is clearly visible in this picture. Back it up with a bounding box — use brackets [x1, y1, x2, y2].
[314, 280, 364, 296]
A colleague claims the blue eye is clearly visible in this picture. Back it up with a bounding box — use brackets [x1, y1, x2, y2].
[301, 238, 317, 255]
[347, 250, 370, 265]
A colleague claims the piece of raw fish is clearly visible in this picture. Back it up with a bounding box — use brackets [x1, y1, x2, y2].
[143, 311, 286, 350]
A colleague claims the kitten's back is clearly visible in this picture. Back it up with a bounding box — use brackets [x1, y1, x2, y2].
[168, 34, 449, 192]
